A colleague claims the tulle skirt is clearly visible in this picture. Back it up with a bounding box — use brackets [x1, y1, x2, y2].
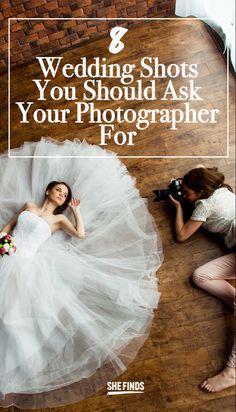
[0, 138, 163, 409]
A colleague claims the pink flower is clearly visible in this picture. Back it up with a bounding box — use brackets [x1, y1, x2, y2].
[0, 234, 16, 256]
[3, 244, 9, 252]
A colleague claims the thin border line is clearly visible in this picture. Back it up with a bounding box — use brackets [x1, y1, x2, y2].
[8, 17, 230, 159]
[8, 18, 11, 158]
[227, 46, 230, 158]
[9, 17, 233, 21]
[9, 155, 229, 159]
[107, 391, 144, 395]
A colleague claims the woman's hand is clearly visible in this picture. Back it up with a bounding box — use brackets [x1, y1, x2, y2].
[168, 195, 181, 208]
[62, 198, 85, 239]
[69, 198, 80, 211]
[168, 195, 203, 241]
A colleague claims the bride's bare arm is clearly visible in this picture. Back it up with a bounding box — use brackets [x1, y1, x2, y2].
[1, 203, 29, 233]
[59, 198, 85, 239]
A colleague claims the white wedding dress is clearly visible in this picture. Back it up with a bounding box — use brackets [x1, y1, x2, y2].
[0, 138, 163, 409]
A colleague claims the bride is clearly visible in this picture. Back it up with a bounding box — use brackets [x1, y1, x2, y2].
[2, 181, 85, 240]
[0, 138, 163, 409]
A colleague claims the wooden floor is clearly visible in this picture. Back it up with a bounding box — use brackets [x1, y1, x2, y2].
[0, 19, 235, 412]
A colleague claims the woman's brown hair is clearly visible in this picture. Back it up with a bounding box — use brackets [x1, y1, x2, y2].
[182, 167, 233, 199]
[45, 181, 72, 214]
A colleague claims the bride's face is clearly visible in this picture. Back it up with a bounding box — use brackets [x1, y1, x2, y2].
[47, 184, 69, 206]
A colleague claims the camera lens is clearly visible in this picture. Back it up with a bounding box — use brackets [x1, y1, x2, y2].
[153, 189, 170, 202]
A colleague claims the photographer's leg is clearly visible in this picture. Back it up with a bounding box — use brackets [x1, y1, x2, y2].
[193, 253, 236, 392]
[192, 253, 235, 308]
[200, 336, 236, 392]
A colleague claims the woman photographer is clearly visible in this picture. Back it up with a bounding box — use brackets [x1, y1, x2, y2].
[169, 166, 235, 393]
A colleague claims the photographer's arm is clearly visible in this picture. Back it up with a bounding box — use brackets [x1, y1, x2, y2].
[169, 195, 203, 242]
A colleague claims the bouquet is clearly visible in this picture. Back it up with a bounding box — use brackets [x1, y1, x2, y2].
[0, 232, 16, 256]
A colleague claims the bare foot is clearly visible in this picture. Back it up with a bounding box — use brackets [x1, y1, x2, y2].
[200, 366, 236, 392]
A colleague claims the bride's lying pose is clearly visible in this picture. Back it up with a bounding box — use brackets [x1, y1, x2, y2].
[2, 181, 85, 240]
[0, 138, 163, 409]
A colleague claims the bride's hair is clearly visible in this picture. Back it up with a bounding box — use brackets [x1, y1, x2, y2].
[45, 181, 72, 215]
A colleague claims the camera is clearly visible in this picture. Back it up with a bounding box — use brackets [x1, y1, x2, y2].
[153, 179, 184, 202]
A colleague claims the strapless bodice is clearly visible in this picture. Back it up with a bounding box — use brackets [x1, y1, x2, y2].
[12, 211, 51, 257]
[0, 138, 163, 409]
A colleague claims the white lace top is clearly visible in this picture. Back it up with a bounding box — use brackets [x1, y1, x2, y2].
[191, 187, 236, 249]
